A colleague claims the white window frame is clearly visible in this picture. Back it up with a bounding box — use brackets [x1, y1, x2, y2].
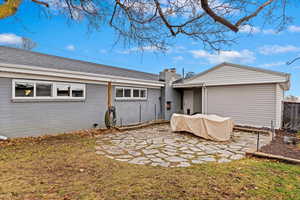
[115, 87, 147, 100]
[12, 79, 86, 100]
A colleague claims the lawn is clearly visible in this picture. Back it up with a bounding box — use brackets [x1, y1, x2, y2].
[0, 132, 299, 200]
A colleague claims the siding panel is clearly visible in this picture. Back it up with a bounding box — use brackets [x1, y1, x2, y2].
[0, 78, 107, 138]
[206, 84, 276, 128]
[188, 65, 287, 86]
[113, 87, 161, 125]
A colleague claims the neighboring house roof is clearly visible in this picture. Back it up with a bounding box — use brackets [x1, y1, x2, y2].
[0, 46, 159, 81]
[173, 62, 290, 90]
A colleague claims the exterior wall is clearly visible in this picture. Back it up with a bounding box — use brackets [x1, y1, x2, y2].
[188, 65, 287, 86]
[204, 83, 277, 128]
[183, 89, 193, 114]
[193, 88, 202, 113]
[275, 84, 284, 129]
[160, 70, 182, 120]
[0, 78, 107, 138]
[113, 87, 161, 125]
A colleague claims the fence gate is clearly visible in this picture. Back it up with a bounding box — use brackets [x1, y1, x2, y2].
[282, 102, 300, 131]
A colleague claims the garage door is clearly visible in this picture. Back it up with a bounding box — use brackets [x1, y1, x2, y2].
[206, 84, 276, 128]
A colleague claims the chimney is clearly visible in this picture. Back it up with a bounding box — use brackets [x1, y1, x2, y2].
[159, 68, 179, 81]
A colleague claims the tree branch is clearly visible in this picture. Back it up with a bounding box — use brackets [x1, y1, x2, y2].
[153, 0, 176, 36]
[235, 0, 275, 27]
[200, 0, 238, 32]
[31, 0, 49, 8]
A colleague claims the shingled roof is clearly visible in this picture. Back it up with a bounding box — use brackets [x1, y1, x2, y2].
[0, 46, 159, 81]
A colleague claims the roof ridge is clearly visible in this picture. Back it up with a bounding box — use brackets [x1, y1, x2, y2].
[0, 45, 159, 77]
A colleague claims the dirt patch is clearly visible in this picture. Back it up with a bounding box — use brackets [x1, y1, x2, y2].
[260, 130, 300, 160]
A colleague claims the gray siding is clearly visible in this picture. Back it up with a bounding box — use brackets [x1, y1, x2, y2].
[113, 87, 161, 125]
[205, 84, 276, 128]
[188, 65, 287, 86]
[0, 78, 107, 138]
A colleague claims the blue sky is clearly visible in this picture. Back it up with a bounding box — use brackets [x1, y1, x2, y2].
[0, 1, 299, 96]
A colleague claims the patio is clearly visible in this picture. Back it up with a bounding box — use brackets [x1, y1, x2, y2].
[95, 124, 272, 167]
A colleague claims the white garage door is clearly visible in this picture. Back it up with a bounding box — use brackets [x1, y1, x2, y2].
[206, 84, 276, 128]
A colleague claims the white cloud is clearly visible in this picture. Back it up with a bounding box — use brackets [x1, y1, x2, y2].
[172, 56, 184, 61]
[262, 29, 278, 35]
[239, 25, 278, 35]
[258, 45, 300, 55]
[239, 25, 261, 34]
[259, 61, 285, 68]
[0, 33, 23, 45]
[66, 44, 75, 51]
[288, 25, 300, 33]
[117, 46, 160, 54]
[190, 49, 255, 64]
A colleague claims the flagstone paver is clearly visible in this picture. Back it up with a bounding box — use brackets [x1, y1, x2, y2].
[95, 124, 271, 167]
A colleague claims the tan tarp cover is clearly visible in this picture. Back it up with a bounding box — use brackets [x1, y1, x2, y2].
[170, 113, 234, 141]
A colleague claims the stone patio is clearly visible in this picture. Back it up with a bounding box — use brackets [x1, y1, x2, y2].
[95, 124, 272, 167]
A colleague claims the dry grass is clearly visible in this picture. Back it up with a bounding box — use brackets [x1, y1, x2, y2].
[0, 133, 299, 200]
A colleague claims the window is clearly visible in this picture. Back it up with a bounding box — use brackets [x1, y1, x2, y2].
[116, 88, 123, 98]
[15, 82, 34, 97]
[72, 84, 84, 97]
[56, 84, 71, 97]
[12, 80, 85, 100]
[124, 89, 131, 98]
[133, 89, 139, 97]
[36, 83, 52, 97]
[115, 87, 147, 100]
[140, 89, 146, 98]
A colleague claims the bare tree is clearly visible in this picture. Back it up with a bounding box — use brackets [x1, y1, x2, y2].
[0, 0, 294, 50]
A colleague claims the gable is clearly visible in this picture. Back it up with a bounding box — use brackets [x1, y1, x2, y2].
[185, 63, 289, 86]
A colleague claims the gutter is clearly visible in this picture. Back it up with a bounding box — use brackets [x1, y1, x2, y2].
[0, 63, 164, 87]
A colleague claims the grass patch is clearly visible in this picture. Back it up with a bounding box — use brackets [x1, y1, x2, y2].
[0, 133, 299, 200]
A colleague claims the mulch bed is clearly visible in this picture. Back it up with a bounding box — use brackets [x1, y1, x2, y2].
[260, 130, 300, 160]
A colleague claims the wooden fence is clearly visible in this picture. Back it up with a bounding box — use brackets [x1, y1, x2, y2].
[282, 101, 300, 131]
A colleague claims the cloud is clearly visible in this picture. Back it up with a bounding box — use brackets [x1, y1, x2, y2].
[288, 25, 300, 33]
[239, 25, 278, 35]
[0, 33, 23, 45]
[258, 45, 300, 55]
[262, 29, 278, 35]
[190, 49, 255, 64]
[117, 46, 160, 54]
[172, 56, 184, 61]
[239, 25, 261, 34]
[259, 61, 285, 68]
[66, 44, 75, 51]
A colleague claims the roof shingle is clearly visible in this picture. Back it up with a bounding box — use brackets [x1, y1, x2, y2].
[0, 46, 159, 81]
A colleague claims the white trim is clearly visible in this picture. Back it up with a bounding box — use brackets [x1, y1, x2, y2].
[173, 83, 204, 88]
[115, 86, 147, 101]
[12, 79, 86, 100]
[0, 63, 164, 87]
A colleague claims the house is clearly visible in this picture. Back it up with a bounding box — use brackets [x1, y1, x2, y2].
[173, 63, 290, 129]
[0, 46, 290, 138]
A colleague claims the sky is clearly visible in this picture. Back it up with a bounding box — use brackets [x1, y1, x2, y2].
[0, 1, 299, 96]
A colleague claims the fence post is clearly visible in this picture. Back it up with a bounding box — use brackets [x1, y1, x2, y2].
[257, 132, 260, 152]
[120, 118, 123, 127]
[272, 121, 274, 140]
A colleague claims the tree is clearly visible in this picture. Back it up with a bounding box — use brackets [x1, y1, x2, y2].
[0, 0, 294, 50]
